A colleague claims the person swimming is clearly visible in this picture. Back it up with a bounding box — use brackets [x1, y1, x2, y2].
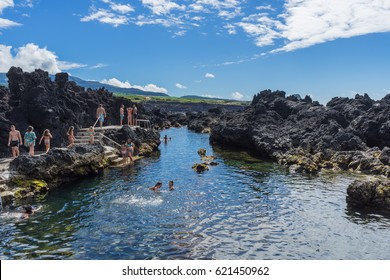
[149, 182, 162, 192]
[21, 205, 40, 219]
[168, 180, 174, 191]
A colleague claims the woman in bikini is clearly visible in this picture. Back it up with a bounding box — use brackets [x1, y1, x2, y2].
[39, 129, 53, 153]
[67, 126, 75, 148]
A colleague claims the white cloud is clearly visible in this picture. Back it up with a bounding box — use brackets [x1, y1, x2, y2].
[256, 5, 275, 11]
[90, 63, 108, 69]
[0, 43, 85, 73]
[142, 0, 186, 15]
[0, 0, 14, 14]
[173, 30, 186, 37]
[224, 23, 236, 35]
[205, 73, 215, 78]
[81, 8, 129, 27]
[238, 0, 390, 53]
[176, 83, 187, 89]
[101, 78, 132, 88]
[101, 77, 168, 94]
[0, 17, 21, 28]
[231, 91, 243, 100]
[110, 3, 134, 14]
[0, 0, 22, 29]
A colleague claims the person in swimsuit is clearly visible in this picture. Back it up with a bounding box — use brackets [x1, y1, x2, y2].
[8, 125, 23, 157]
[126, 138, 134, 165]
[88, 126, 94, 144]
[120, 140, 127, 164]
[21, 205, 41, 219]
[149, 182, 162, 192]
[132, 104, 138, 126]
[120, 104, 125, 126]
[96, 104, 106, 128]
[39, 129, 53, 153]
[67, 126, 75, 148]
[24, 126, 37, 156]
[127, 106, 133, 126]
[168, 180, 174, 191]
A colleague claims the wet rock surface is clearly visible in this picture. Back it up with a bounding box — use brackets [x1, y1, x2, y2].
[347, 178, 390, 210]
[208, 90, 390, 176]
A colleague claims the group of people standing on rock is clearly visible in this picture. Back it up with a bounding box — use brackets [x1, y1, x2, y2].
[8, 125, 53, 157]
[119, 104, 138, 126]
[5, 103, 140, 158]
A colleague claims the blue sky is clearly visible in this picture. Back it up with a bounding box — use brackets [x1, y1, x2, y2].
[1, 0, 390, 104]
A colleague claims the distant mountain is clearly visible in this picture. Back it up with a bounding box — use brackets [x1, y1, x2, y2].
[0, 72, 168, 97]
[67, 76, 168, 97]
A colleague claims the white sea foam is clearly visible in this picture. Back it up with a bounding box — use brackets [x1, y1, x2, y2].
[113, 196, 163, 206]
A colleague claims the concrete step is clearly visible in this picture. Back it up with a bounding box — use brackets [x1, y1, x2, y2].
[74, 139, 101, 144]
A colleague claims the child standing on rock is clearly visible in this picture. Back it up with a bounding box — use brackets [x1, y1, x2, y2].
[39, 129, 53, 153]
[88, 126, 94, 144]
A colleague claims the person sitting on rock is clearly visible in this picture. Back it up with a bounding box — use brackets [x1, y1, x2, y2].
[39, 129, 53, 153]
[149, 182, 162, 192]
[67, 126, 75, 148]
[168, 180, 174, 191]
[8, 125, 23, 157]
[24, 126, 37, 156]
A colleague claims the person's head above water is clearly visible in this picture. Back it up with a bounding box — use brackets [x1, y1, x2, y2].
[23, 205, 33, 214]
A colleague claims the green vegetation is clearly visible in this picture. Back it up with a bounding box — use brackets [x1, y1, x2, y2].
[114, 93, 250, 106]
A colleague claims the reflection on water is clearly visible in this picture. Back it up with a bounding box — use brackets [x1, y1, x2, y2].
[1, 127, 390, 260]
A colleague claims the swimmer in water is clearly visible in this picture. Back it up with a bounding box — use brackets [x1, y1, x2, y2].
[21, 205, 41, 219]
[168, 180, 174, 191]
[149, 182, 162, 192]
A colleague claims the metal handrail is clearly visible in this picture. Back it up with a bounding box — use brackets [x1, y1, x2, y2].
[96, 132, 121, 148]
[92, 117, 100, 129]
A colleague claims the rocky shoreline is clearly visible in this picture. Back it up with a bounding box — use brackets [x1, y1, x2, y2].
[180, 90, 390, 210]
[0, 67, 161, 207]
[1, 67, 389, 211]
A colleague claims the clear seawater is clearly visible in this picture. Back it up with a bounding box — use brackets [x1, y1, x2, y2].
[1, 127, 389, 260]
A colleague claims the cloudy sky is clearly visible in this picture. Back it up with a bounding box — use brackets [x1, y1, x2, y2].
[1, 0, 390, 103]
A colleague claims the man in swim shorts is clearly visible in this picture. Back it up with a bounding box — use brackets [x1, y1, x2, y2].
[8, 125, 23, 157]
[96, 104, 107, 128]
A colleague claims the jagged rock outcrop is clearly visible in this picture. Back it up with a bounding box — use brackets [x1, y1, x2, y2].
[103, 125, 161, 156]
[3, 145, 109, 203]
[347, 178, 390, 210]
[10, 145, 107, 181]
[0, 67, 145, 157]
[210, 89, 390, 176]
